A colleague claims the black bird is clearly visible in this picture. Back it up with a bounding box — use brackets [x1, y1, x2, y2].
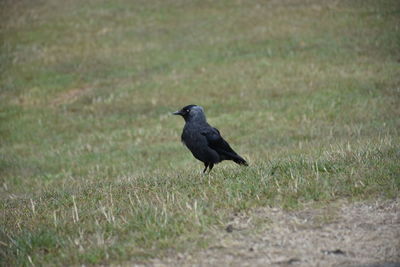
[173, 104, 248, 173]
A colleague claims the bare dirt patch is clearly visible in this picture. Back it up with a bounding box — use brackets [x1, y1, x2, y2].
[150, 199, 399, 267]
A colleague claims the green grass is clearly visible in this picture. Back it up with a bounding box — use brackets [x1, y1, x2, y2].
[1, 0, 399, 265]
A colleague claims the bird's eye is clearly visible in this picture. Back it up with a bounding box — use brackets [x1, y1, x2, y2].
[185, 109, 190, 113]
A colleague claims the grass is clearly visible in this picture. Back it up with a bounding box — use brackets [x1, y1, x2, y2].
[1, 0, 399, 265]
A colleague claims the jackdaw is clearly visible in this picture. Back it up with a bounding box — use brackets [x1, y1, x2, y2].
[173, 104, 248, 173]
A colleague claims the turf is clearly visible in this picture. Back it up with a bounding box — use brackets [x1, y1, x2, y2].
[1, 0, 399, 265]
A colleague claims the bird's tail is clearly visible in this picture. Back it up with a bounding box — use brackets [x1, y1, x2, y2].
[214, 148, 248, 166]
[233, 155, 248, 166]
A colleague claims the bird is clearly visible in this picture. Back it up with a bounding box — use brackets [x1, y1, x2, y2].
[173, 104, 248, 173]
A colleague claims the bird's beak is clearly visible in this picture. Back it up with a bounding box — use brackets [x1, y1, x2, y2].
[172, 110, 182, 116]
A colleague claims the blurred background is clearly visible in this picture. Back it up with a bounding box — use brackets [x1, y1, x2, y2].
[1, 0, 399, 265]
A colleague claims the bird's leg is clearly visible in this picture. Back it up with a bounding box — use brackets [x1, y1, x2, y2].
[202, 163, 209, 174]
[208, 163, 214, 173]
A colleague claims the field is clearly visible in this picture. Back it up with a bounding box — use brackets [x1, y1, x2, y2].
[1, 0, 399, 265]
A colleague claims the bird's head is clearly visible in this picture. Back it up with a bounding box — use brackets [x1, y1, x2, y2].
[172, 104, 206, 122]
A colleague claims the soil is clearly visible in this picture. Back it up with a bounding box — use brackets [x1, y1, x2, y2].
[149, 199, 399, 267]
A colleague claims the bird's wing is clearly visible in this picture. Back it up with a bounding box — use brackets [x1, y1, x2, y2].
[201, 127, 235, 154]
[200, 127, 247, 166]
